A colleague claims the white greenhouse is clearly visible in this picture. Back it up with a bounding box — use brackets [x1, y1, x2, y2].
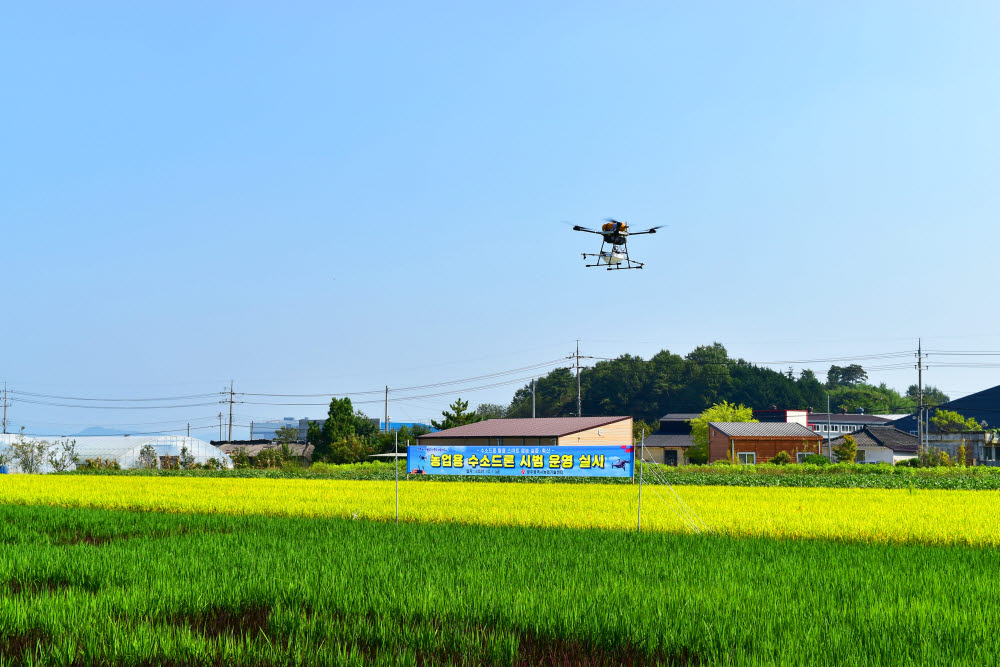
[0, 435, 232, 473]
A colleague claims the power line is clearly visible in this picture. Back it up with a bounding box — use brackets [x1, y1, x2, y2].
[8, 390, 219, 402]
[238, 358, 567, 398]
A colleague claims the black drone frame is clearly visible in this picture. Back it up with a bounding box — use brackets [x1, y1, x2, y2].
[574, 220, 662, 271]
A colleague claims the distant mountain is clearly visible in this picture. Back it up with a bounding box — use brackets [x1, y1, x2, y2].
[73, 426, 130, 436]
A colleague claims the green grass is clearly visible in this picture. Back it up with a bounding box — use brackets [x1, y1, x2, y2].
[1, 503, 999, 665]
[64, 459, 1000, 490]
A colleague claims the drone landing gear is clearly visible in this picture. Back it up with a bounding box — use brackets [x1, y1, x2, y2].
[582, 241, 644, 270]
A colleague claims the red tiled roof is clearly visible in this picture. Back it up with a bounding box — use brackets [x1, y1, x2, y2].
[418, 416, 631, 439]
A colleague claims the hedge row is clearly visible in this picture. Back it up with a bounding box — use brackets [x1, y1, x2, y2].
[61, 460, 1000, 489]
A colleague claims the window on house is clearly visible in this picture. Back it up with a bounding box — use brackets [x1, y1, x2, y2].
[796, 452, 807, 463]
[737, 452, 756, 465]
[811, 425, 819, 431]
[856, 450, 866, 463]
[984, 446, 996, 462]
[831, 425, 840, 432]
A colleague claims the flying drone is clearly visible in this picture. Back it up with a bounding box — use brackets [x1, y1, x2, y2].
[572, 219, 663, 270]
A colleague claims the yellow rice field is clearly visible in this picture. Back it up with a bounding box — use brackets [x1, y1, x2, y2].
[1, 475, 997, 546]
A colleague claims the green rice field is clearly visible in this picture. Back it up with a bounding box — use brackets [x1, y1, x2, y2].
[2, 501, 998, 665]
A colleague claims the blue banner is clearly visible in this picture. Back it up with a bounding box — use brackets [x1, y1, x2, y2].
[407, 444, 634, 477]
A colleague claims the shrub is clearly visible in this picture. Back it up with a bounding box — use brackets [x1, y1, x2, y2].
[803, 454, 829, 466]
[10, 431, 49, 474]
[712, 458, 735, 466]
[231, 449, 251, 469]
[47, 439, 79, 473]
[770, 451, 792, 465]
[79, 457, 120, 470]
[832, 435, 858, 463]
[179, 446, 196, 470]
[135, 445, 158, 470]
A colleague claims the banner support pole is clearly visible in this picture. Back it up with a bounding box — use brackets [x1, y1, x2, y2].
[637, 429, 644, 533]
[395, 432, 399, 524]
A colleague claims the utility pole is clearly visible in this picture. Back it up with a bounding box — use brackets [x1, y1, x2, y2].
[227, 380, 234, 442]
[384, 386, 389, 433]
[531, 379, 536, 418]
[250, 420, 254, 441]
[916, 339, 927, 452]
[218, 412, 223, 441]
[186, 422, 190, 438]
[567, 340, 594, 418]
[1, 383, 8, 435]
[827, 394, 832, 459]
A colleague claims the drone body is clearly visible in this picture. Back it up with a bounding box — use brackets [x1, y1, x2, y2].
[572, 219, 663, 270]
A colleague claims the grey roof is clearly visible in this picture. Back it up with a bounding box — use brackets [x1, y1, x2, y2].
[709, 422, 821, 438]
[643, 434, 695, 448]
[828, 426, 919, 453]
[658, 413, 700, 422]
[418, 417, 630, 439]
[807, 413, 892, 425]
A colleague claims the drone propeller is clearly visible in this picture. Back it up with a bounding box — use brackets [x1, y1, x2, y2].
[572, 225, 601, 234]
[629, 225, 666, 235]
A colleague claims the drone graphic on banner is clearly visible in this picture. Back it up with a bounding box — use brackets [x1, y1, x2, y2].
[407, 444, 634, 477]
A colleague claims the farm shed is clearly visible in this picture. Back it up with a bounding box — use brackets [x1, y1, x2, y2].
[0, 434, 231, 473]
[708, 422, 822, 464]
[826, 426, 918, 464]
[640, 434, 693, 465]
[417, 416, 633, 449]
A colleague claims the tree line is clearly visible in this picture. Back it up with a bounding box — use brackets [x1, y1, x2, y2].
[502, 343, 947, 421]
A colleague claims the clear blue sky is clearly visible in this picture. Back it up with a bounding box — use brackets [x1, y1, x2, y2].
[3, 2, 999, 436]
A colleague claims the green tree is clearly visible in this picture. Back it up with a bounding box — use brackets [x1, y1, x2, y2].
[46, 438, 79, 473]
[930, 409, 981, 433]
[688, 401, 756, 464]
[906, 385, 950, 408]
[828, 383, 914, 415]
[475, 403, 507, 420]
[322, 397, 357, 443]
[178, 445, 195, 470]
[306, 421, 323, 450]
[136, 444, 158, 469]
[376, 423, 430, 454]
[328, 435, 377, 464]
[832, 434, 858, 463]
[431, 398, 481, 431]
[10, 430, 49, 474]
[826, 364, 868, 389]
[273, 425, 299, 444]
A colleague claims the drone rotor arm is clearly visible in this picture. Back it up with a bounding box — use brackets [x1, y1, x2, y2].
[627, 225, 665, 235]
